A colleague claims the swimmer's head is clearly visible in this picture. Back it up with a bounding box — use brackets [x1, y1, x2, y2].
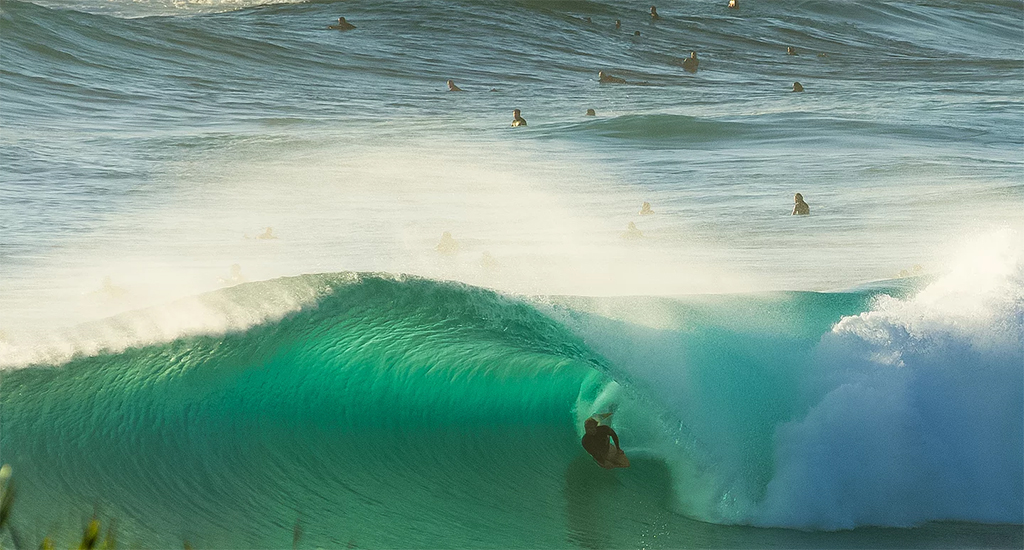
[634, 30, 641, 36]
[615, 19, 621, 28]
[584, 418, 598, 432]
[512, 109, 521, 117]
[794, 193, 804, 202]
[690, 51, 697, 58]
[598, 71, 605, 78]
[650, 6, 658, 14]
[792, 81, 804, 92]
[586, 108, 596, 116]
[787, 46, 795, 55]
[338, 17, 346, 23]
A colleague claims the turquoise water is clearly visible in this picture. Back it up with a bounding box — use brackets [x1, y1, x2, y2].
[2, 274, 1022, 547]
[1, 0, 1023, 547]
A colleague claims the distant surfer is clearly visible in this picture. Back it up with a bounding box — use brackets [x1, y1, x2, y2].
[480, 251, 500, 271]
[681, 51, 699, 73]
[447, 79, 463, 92]
[787, 46, 796, 55]
[634, 30, 641, 37]
[99, 276, 128, 299]
[585, 108, 596, 116]
[599, 71, 626, 84]
[792, 193, 810, 215]
[728, 0, 738, 8]
[622, 221, 644, 240]
[615, 19, 621, 29]
[650, 6, 660, 20]
[639, 201, 654, 215]
[329, 17, 356, 30]
[219, 264, 246, 286]
[436, 231, 460, 254]
[792, 81, 804, 92]
[582, 412, 629, 469]
[511, 109, 527, 127]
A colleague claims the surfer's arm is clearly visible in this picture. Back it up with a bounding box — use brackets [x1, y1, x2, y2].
[599, 426, 621, 449]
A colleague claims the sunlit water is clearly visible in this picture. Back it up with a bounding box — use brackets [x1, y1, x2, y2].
[1, 0, 1022, 547]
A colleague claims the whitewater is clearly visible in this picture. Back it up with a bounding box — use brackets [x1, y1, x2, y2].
[1, 0, 1022, 548]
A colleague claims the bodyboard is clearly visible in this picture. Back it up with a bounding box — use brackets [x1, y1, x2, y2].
[599, 446, 630, 469]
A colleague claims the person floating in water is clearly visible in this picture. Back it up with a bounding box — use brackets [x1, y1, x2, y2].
[728, 0, 738, 8]
[219, 264, 246, 286]
[581, 412, 629, 469]
[447, 79, 463, 91]
[622, 221, 644, 240]
[329, 17, 356, 30]
[436, 231, 460, 255]
[787, 46, 797, 55]
[585, 108, 596, 116]
[599, 71, 626, 84]
[633, 30, 641, 37]
[256, 227, 278, 240]
[650, 6, 660, 20]
[792, 193, 810, 215]
[511, 109, 527, 127]
[615, 19, 621, 29]
[99, 276, 128, 299]
[480, 251, 500, 272]
[792, 81, 804, 92]
[639, 201, 654, 215]
[681, 51, 699, 73]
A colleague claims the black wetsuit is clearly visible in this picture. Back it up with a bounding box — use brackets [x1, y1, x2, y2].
[581, 426, 619, 463]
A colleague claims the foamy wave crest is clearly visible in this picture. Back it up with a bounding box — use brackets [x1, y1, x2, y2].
[0, 273, 338, 368]
[754, 231, 1024, 529]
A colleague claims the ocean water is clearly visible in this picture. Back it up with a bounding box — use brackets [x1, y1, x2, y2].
[1, 0, 1022, 548]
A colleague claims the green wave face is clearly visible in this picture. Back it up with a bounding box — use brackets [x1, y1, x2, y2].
[0, 274, 612, 548]
[3, 273, 1022, 549]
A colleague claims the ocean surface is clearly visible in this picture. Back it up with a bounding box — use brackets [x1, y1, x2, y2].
[1, 0, 1022, 548]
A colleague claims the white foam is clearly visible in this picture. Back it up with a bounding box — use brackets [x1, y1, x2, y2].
[753, 230, 1023, 528]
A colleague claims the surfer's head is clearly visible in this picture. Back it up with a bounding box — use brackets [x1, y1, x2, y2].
[584, 418, 598, 432]
[690, 51, 697, 59]
[794, 193, 804, 203]
[787, 46, 796, 55]
[338, 17, 347, 24]
[586, 108, 596, 116]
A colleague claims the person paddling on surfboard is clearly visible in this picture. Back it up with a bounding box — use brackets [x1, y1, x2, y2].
[582, 413, 629, 468]
[329, 17, 356, 31]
